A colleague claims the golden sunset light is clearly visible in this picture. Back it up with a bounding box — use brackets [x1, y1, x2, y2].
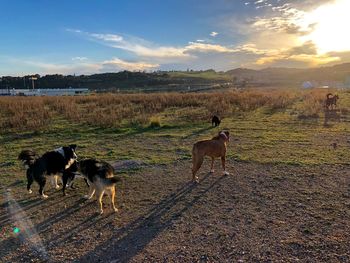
[302, 0, 350, 54]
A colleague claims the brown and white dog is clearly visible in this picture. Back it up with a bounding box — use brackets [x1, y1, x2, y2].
[192, 131, 230, 183]
[77, 159, 120, 214]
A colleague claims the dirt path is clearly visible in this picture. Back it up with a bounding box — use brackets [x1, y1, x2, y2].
[1, 160, 350, 262]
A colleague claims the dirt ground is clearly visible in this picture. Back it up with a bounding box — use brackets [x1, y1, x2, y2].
[1, 159, 350, 262]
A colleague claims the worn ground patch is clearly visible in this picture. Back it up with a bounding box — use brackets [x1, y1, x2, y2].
[1, 160, 350, 262]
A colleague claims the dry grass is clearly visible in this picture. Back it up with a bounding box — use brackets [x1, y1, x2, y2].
[0, 88, 334, 132]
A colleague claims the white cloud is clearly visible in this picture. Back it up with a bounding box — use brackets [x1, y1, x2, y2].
[6, 56, 159, 75]
[185, 42, 233, 53]
[210, 31, 218, 37]
[101, 58, 159, 71]
[72, 57, 88, 61]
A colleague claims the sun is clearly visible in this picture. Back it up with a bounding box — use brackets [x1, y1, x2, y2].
[301, 0, 350, 54]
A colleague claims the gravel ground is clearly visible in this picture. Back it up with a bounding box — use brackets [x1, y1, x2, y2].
[1, 160, 350, 262]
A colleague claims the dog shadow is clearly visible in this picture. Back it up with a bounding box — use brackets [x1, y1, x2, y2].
[0, 195, 92, 261]
[77, 172, 227, 262]
[182, 126, 214, 139]
[323, 109, 341, 127]
[0, 190, 79, 226]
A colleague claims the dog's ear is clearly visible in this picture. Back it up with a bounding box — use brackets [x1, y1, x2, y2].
[69, 144, 77, 150]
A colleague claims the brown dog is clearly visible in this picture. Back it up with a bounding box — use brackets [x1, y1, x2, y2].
[192, 131, 230, 182]
[325, 93, 339, 110]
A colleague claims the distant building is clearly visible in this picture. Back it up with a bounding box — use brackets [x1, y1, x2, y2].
[0, 88, 89, 96]
[0, 89, 11, 95]
[302, 81, 314, 89]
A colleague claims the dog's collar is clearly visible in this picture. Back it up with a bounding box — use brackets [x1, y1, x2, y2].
[55, 147, 65, 158]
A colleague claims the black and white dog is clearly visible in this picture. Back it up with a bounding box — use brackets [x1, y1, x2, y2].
[18, 145, 78, 198]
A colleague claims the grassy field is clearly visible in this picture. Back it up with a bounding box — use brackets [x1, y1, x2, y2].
[1, 88, 350, 262]
[0, 88, 349, 171]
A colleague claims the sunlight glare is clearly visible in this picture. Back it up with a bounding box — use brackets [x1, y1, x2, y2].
[302, 0, 350, 54]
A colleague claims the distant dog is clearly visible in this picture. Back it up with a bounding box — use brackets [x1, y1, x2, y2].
[18, 145, 78, 198]
[77, 159, 120, 214]
[325, 93, 339, 110]
[212, 115, 221, 127]
[192, 131, 230, 183]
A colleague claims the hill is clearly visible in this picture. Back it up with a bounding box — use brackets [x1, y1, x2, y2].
[2, 63, 350, 91]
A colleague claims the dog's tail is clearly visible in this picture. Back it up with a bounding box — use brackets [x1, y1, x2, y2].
[18, 150, 37, 167]
[102, 176, 120, 186]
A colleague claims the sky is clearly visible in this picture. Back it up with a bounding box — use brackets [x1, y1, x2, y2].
[1, 0, 350, 76]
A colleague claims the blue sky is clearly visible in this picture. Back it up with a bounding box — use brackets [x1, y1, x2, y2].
[1, 0, 350, 76]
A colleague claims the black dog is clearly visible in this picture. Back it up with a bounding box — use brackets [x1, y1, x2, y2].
[18, 145, 78, 198]
[61, 160, 89, 196]
[212, 115, 221, 127]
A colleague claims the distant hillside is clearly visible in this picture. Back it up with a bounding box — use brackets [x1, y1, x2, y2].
[227, 63, 350, 87]
[0, 70, 231, 92]
[2, 63, 350, 91]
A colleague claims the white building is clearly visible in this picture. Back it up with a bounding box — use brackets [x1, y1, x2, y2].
[0, 88, 89, 96]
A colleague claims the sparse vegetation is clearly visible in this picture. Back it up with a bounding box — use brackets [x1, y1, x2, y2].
[0, 87, 349, 167]
[1, 88, 350, 262]
[0, 89, 301, 131]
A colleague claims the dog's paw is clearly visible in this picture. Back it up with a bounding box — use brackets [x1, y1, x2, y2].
[192, 176, 200, 183]
[210, 169, 214, 173]
[99, 210, 104, 215]
[113, 208, 119, 213]
[41, 194, 48, 199]
[84, 195, 93, 200]
[223, 171, 230, 176]
[28, 189, 33, 194]
[55, 185, 60, 189]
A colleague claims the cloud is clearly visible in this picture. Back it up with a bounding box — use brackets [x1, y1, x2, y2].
[72, 57, 88, 61]
[101, 58, 159, 71]
[68, 29, 188, 60]
[63, 1, 350, 74]
[68, 29, 244, 63]
[185, 42, 233, 53]
[287, 41, 318, 56]
[7, 57, 159, 75]
[254, 41, 340, 67]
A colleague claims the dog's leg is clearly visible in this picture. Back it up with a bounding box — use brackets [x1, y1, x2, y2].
[38, 178, 48, 199]
[62, 173, 68, 196]
[108, 187, 118, 213]
[96, 189, 104, 215]
[84, 185, 95, 199]
[192, 156, 203, 183]
[84, 178, 90, 187]
[26, 169, 34, 194]
[49, 175, 59, 189]
[221, 156, 229, 175]
[210, 158, 215, 173]
[54, 175, 59, 189]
